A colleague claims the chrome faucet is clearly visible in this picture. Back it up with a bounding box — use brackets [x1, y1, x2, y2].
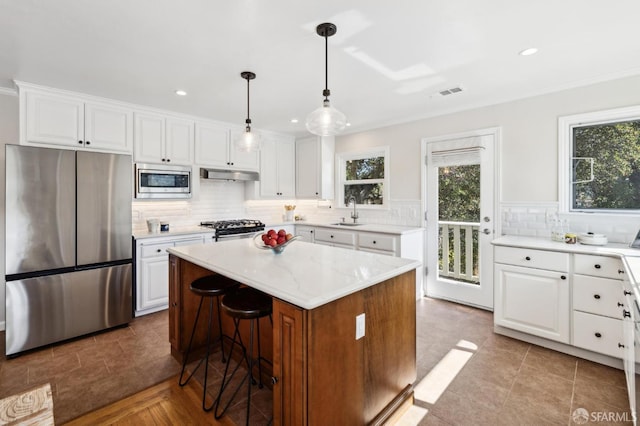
[348, 196, 359, 223]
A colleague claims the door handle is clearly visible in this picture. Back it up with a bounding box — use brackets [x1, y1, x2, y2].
[483, 216, 491, 222]
[482, 229, 491, 235]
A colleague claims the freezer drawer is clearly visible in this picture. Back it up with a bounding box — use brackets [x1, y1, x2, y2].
[6, 264, 132, 355]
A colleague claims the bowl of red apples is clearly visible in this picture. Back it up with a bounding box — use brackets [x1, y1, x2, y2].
[254, 228, 299, 254]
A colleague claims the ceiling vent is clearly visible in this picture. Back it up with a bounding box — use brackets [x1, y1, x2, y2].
[439, 86, 463, 96]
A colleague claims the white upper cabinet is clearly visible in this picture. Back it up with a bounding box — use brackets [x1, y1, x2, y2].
[134, 112, 193, 165]
[194, 122, 259, 171]
[21, 85, 133, 153]
[253, 134, 295, 198]
[295, 135, 334, 199]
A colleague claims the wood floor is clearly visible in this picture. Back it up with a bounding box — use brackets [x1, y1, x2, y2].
[64, 375, 234, 426]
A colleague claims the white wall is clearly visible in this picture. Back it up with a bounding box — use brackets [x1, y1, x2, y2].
[337, 74, 640, 203]
[0, 90, 20, 330]
[336, 74, 640, 242]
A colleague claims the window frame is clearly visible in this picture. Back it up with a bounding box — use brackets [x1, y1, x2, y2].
[558, 105, 640, 214]
[336, 146, 390, 209]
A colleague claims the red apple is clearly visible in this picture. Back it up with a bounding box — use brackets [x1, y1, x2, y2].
[285, 233, 293, 241]
[278, 229, 286, 237]
[267, 238, 278, 247]
[277, 236, 286, 245]
[267, 229, 277, 237]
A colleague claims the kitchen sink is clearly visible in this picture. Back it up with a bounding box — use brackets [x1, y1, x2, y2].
[331, 222, 363, 226]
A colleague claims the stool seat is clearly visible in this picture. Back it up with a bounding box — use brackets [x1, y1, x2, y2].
[221, 287, 272, 319]
[190, 274, 239, 297]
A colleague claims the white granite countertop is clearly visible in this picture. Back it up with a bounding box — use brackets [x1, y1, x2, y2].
[167, 238, 421, 309]
[134, 222, 424, 240]
[492, 235, 640, 257]
[133, 225, 215, 240]
[294, 222, 424, 235]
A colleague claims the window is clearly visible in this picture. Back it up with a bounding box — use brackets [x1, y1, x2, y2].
[337, 147, 389, 208]
[559, 106, 640, 213]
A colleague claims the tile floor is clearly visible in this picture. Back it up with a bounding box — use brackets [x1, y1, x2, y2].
[399, 297, 633, 425]
[0, 297, 633, 425]
[0, 311, 180, 424]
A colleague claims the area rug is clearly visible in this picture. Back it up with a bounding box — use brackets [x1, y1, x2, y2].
[0, 383, 54, 425]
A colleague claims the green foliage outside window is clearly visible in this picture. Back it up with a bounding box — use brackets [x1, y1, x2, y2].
[573, 120, 640, 210]
[343, 156, 385, 205]
[438, 164, 480, 283]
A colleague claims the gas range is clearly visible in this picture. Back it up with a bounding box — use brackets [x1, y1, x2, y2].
[200, 219, 265, 241]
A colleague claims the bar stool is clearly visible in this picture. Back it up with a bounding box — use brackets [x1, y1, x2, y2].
[214, 287, 273, 425]
[178, 274, 240, 411]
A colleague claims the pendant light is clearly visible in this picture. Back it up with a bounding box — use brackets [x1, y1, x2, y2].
[235, 71, 260, 152]
[305, 22, 347, 136]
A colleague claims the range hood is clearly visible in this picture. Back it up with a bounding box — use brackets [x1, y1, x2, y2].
[199, 167, 259, 181]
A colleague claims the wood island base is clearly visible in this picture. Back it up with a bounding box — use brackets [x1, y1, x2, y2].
[169, 254, 417, 425]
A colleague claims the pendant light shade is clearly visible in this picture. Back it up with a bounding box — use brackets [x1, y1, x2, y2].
[306, 22, 347, 137]
[235, 71, 260, 152]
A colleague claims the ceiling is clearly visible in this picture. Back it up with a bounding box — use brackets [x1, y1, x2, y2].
[2, 1, 640, 138]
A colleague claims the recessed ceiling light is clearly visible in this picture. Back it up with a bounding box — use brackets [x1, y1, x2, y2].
[290, 118, 299, 124]
[175, 90, 187, 96]
[519, 48, 538, 56]
[346, 122, 351, 127]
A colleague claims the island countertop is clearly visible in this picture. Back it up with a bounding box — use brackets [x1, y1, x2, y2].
[166, 238, 421, 310]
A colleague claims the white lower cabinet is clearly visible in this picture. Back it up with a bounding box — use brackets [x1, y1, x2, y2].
[135, 235, 205, 316]
[295, 225, 315, 243]
[494, 244, 632, 361]
[573, 311, 625, 359]
[314, 228, 356, 249]
[494, 262, 570, 343]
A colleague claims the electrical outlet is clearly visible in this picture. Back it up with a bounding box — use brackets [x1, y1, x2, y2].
[355, 313, 365, 340]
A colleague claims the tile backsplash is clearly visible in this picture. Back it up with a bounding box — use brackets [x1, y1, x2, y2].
[132, 178, 423, 232]
[501, 202, 640, 244]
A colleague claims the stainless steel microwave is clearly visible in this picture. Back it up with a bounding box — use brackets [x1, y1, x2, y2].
[135, 163, 192, 199]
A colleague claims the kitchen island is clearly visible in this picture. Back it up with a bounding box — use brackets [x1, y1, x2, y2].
[167, 238, 421, 425]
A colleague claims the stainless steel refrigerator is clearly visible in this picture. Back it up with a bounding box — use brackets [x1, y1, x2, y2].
[5, 144, 133, 356]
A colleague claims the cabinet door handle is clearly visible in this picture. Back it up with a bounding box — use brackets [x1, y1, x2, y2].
[78, 140, 83, 144]
[595, 332, 602, 338]
[618, 302, 625, 307]
[330, 235, 334, 238]
[593, 294, 601, 299]
[594, 264, 601, 269]
[619, 343, 626, 348]
[373, 241, 377, 244]
[271, 376, 279, 385]
[157, 249, 162, 253]
[162, 158, 166, 162]
[525, 256, 531, 261]
[86, 140, 90, 145]
[623, 310, 631, 318]
[560, 275, 567, 280]
[624, 290, 632, 296]
[618, 269, 625, 274]
[166, 158, 170, 162]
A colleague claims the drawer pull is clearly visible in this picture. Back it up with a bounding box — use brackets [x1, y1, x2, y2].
[594, 264, 601, 269]
[619, 343, 626, 348]
[157, 249, 162, 253]
[560, 275, 567, 280]
[618, 269, 625, 274]
[623, 310, 631, 318]
[593, 294, 601, 300]
[618, 302, 625, 307]
[525, 256, 531, 261]
[330, 235, 334, 238]
[624, 290, 632, 296]
[373, 241, 377, 244]
[595, 332, 602, 338]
